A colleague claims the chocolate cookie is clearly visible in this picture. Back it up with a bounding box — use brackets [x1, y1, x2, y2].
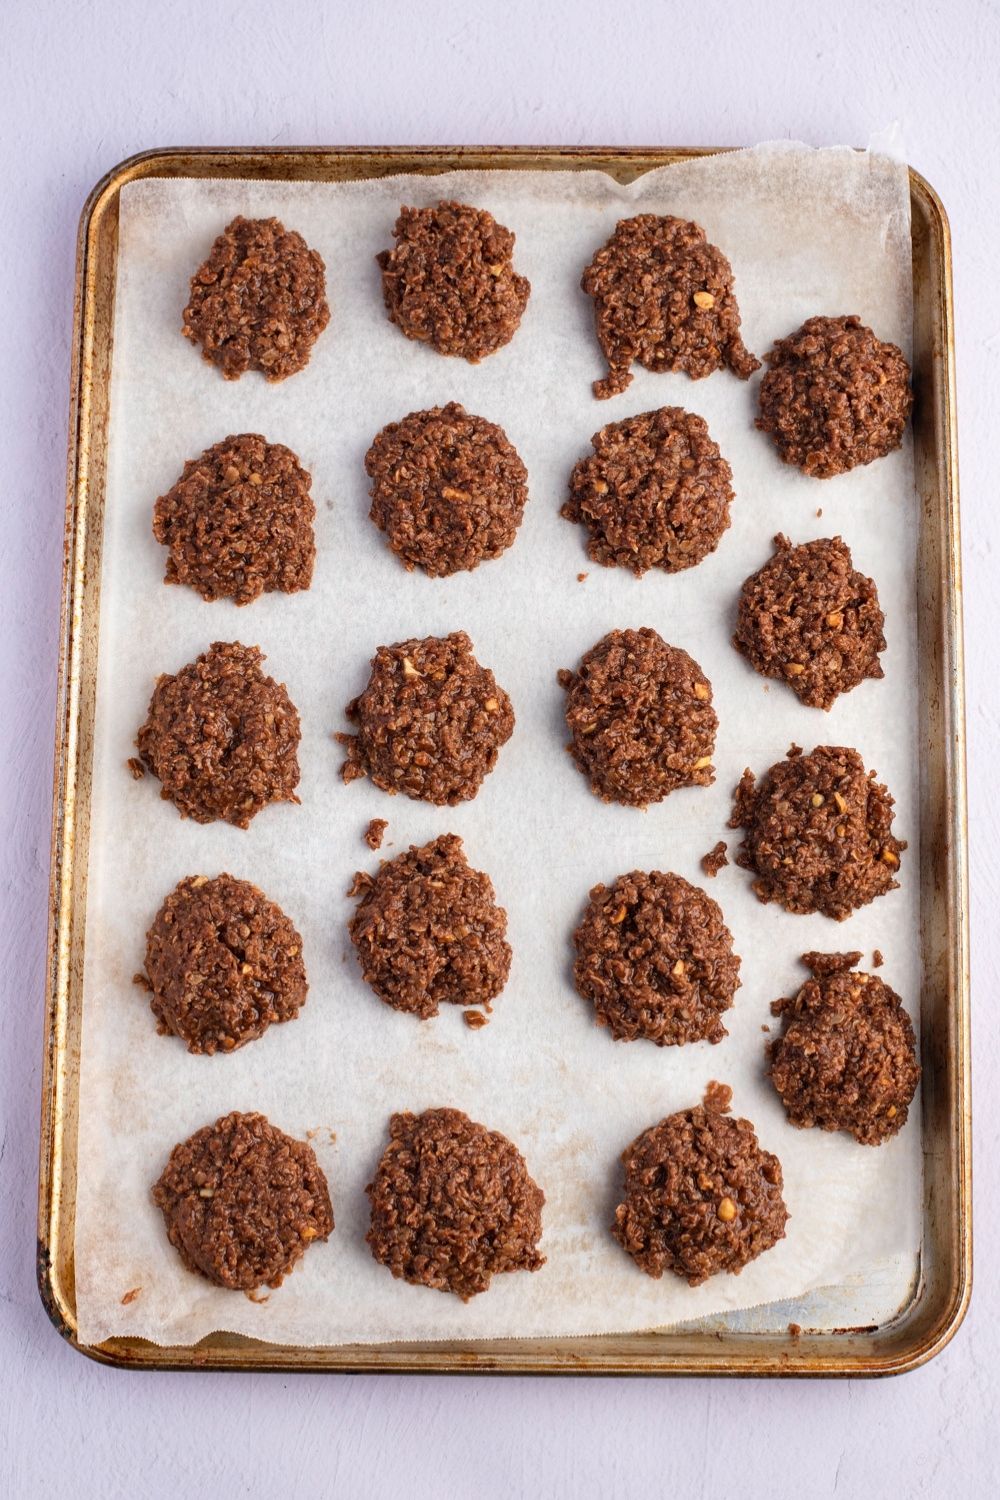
[377, 201, 530, 362]
[365, 402, 528, 576]
[756, 315, 912, 477]
[182, 216, 329, 381]
[562, 407, 735, 575]
[612, 1101, 788, 1285]
[729, 744, 906, 921]
[581, 214, 760, 399]
[338, 631, 514, 805]
[153, 433, 316, 606]
[137, 874, 307, 1054]
[153, 1111, 333, 1291]
[558, 628, 717, 807]
[734, 534, 885, 709]
[366, 1108, 545, 1300]
[135, 641, 301, 828]
[572, 870, 740, 1046]
[348, 834, 510, 1020]
[769, 952, 920, 1145]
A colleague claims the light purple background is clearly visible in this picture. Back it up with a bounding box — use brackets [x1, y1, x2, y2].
[1, 2, 995, 1494]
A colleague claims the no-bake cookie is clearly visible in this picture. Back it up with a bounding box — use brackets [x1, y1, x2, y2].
[135, 641, 301, 828]
[572, 870, 740, 1046]
[756, 315, 912, 477]
[377, 201, 530, 361]
[365, 402, 528, 576]
[338, 631, 513, 805]
[137, 874, 306, 1054]
[729, 744, 905, 920]
[734, 533, 885, 709]
[769, 951, 920, 1144]
[581, 214, 760, 399]
[153, 1111, 333, 1290]
[153, 433, 316, 605]
[558, 628, 716, 806]
[348, 834, 510, 1020]
[182, 216, 329, 381]
[366, 1108, 544, 1300]
[612, 1099, 788, 1285]
[562, 407, 734, 575]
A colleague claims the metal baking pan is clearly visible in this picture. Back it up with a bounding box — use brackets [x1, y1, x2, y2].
[38, 147, 969, 1374]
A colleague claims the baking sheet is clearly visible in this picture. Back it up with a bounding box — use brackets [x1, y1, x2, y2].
[74, 144, 921, 1348]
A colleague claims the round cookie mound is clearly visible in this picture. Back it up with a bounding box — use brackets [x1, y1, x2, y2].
[734, 533, 886, 710]
[365, 1108, 545, 1300]
[135, 640, 301, 828]
[558, 627, 717, 807]
[612, 1104, 788, 1285]
[377, 200, 530, 362]
[756, 315, 912, 477]
[365, 402, 528, 576]
[338, 631, 514, 805]
[140, 873, 307, 1054]
[581, 214, 761, 400]
[348, 834, 511, 1019]
[729, 744, 906, 921]
[182, 216, 329, 381]
[563, 406, 735, 576]
[152, 1110, 333, 1290]
[572, 870, 740, 1046]
[769, 951, 920, 1145]
[153, 433, 316, 605]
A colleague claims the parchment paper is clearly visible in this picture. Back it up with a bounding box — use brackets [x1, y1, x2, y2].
[74, 145, 921, 1347]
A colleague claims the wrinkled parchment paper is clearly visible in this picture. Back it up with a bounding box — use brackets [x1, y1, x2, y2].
[75, 145, 920, 1347]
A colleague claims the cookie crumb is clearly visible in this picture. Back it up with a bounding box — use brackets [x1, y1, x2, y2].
[464, 1010, 490, 1030]
[703, 1080, 733, 1114]
[788, 1322, 802, 1338]
[873, 949, 884, 968]
[577, 572, 588, 583]
[127, 757, 145, 780]
[364, 818, 388, 851]
[701, 841, 729, 878]
[245, 1289, 270, 1305]
[120, 1287, 142, 1306]
[761, 1024, 771, 1033]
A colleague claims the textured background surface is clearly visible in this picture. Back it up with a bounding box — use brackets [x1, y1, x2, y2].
[1, 1, 995, 1494]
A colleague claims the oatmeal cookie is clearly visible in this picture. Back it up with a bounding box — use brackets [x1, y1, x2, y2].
[365, 403, 527, 576]
[562, 407, 734, 575]
[338, 631, 514, 805]
[135, 641, 301, 828]
[182, 216, 329, 381]
[581, 214, 760, 399]
[366, 1108, 544, 1300]
[377, 201, 530, 361]
[153, 433, 315, 605]
[153, 1111, 333, 1290]
[558, 628, 716, 806]
[756, 315, 912, 477]
[729, 744, 905, 920]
